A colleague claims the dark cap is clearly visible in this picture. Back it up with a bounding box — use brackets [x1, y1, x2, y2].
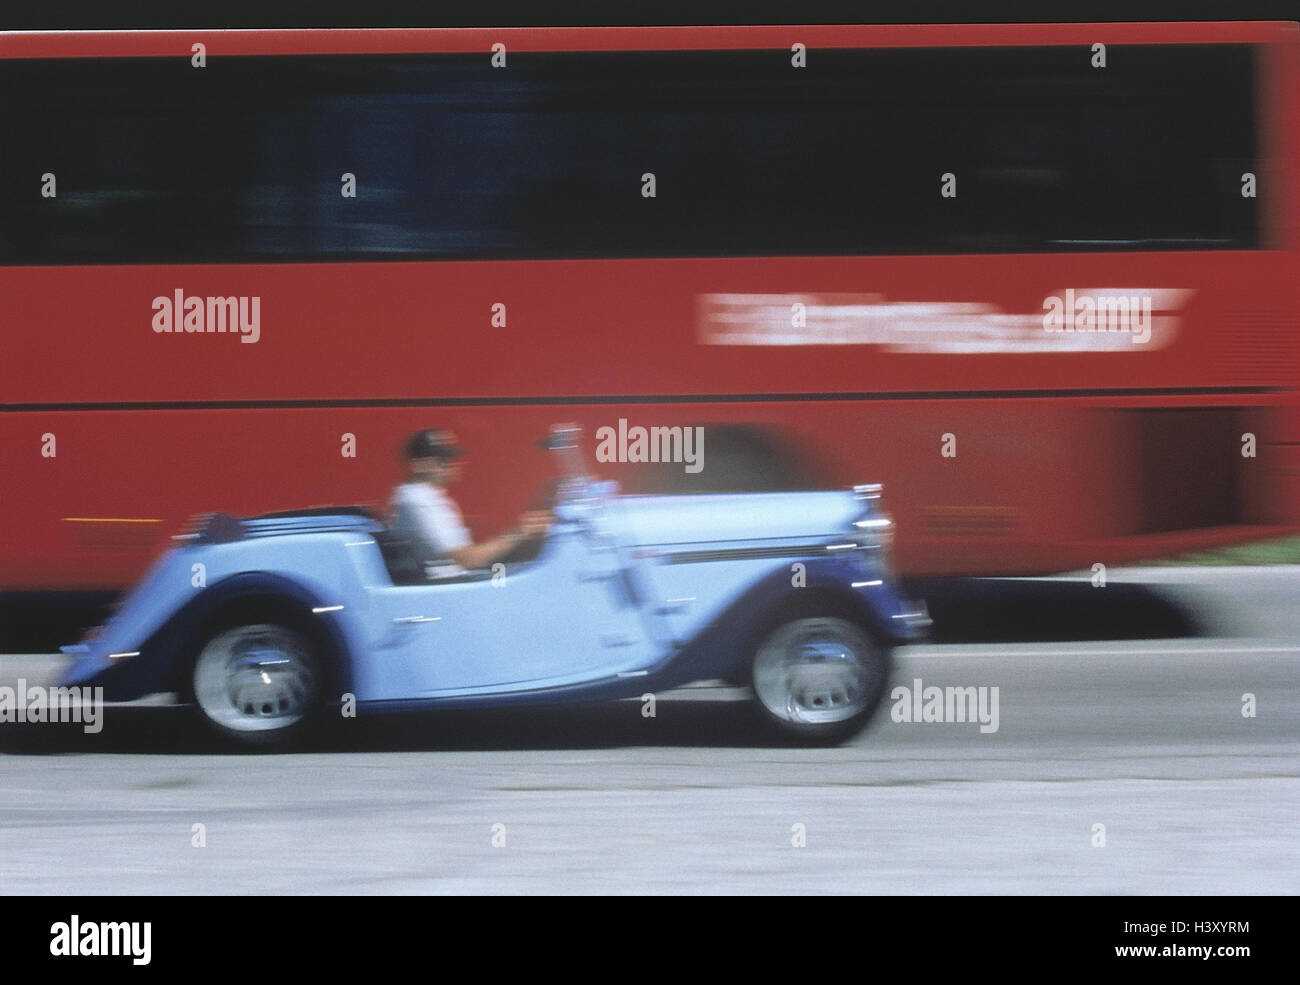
[404, 429, 464, 461]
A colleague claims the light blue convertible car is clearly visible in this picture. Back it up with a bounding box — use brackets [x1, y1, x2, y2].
[61, 426, 928, 747]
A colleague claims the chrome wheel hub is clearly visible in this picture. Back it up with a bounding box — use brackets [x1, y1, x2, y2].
[753, 619, 876, 725]
[193, 624, 318, 732]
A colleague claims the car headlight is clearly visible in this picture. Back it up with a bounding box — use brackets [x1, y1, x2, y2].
[851, 484, 894, 571]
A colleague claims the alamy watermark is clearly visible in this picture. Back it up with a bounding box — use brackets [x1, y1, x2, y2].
[890, 677, 1000, 734]
[151, 289, 260, 343]
[50, 915, 150, 965]
[594, 419, 704, 474]
[0, 679, 104, 733]
[1042, 288, 1155, 344]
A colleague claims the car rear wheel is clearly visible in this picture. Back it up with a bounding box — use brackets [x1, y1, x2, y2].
[750, 616, 889, 744]
[191, 622, 323, 748]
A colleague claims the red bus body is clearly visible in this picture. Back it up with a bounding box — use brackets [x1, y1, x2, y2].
[2, 22, 1298, 592]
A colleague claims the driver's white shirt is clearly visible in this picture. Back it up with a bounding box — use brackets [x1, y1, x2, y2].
[389, 481, 472, 572]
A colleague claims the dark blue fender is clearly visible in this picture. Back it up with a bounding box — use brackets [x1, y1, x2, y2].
[62, 572, 354, 703]
[643, 553, 923, 691]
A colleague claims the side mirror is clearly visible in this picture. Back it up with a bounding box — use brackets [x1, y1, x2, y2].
[540, 423, 592, 491]
[540, 422, 582, 451]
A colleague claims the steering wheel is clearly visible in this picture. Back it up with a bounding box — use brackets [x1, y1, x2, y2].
[498, 477, 563, 565]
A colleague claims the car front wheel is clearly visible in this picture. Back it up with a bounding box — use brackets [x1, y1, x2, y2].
[750, 616, 890, 744]
[191, 622, 324, 748]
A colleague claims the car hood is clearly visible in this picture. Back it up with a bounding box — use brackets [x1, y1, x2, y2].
[608, 491, 863, 547]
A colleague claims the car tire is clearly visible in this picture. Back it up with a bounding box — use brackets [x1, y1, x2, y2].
[749, 616, 890, 745]
[190, 619, 325, 749]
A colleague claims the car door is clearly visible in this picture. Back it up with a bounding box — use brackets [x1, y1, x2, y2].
[365, 522, 659, 698]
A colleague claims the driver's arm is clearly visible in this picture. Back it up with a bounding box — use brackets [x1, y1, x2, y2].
[446, 531, 523, 571]
[447, 510, 550, 570]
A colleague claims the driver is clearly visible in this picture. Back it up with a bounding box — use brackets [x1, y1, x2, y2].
[389, 429, 551, 575]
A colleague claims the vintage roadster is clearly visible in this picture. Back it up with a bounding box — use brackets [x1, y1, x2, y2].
[60, 426, 928, 747]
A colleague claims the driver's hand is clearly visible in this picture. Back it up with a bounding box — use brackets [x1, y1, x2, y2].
[517, 510, 552, 538]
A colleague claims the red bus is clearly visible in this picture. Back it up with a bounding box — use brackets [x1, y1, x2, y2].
[1, 23, 1298, 619]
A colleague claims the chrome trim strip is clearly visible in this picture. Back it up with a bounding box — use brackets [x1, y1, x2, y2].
[664, 542, 875, 565]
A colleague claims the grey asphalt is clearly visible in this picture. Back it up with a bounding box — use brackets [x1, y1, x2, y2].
[1, 566, 1296, 894]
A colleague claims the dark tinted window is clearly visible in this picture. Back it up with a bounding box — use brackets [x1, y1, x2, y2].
[0, 45, 1258, 264]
